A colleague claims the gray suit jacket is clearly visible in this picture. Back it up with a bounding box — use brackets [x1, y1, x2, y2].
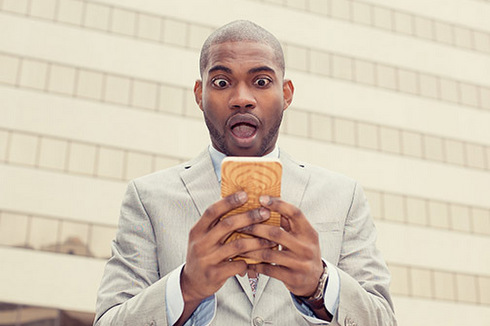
[95, 149, 396, 326]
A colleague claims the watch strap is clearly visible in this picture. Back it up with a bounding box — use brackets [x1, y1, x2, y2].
[297, 262, 329, 309]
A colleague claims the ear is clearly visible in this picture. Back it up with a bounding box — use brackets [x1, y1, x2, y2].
[194, 80, 203, 111]
[282, 79, 294, 111]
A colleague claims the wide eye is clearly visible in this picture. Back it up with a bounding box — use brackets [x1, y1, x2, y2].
[212, 78, 229, 88]
[254, 78, 271, 87]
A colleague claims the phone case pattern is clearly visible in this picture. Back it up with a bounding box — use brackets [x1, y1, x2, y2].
[221, 160, 282, 264]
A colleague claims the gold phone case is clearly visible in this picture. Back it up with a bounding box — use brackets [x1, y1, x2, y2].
[221, 157, 282, 264]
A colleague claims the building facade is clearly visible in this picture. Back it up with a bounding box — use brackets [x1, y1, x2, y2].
[0, 0, 489, 325]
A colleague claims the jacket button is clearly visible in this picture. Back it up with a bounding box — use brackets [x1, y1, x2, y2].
[253, 316, 264, 326]
[345, 316, 357, 326]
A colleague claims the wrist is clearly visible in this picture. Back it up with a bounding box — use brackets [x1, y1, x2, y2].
[180, 267, 205, 304]
[296, 261, 329, 310]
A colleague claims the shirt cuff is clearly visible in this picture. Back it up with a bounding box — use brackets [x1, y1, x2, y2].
[291, 260, 340, 324]
[324, 260, 340, 316]
[166, 264, 185, 325]
[165, 264, 216, 326]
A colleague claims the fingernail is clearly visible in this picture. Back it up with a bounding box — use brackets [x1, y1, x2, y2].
[238, 191, 247, 203]
[259, 195, 271, 206]
[259, 208, 270, 218]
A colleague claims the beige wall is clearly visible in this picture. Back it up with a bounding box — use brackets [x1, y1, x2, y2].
[0, 0, 489, 325]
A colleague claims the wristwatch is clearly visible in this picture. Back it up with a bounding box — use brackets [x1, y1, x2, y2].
[297, 262, 329, 310]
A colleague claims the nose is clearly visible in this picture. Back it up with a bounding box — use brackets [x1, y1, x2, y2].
[229, 83, 256, 110]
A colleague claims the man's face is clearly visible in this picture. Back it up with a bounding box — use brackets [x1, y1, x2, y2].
[194, 41, 294, 156]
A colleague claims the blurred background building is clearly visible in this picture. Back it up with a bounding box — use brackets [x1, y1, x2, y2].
[0, 0, 489, 325]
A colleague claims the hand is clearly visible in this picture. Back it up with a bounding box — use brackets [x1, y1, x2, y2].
[241, 196, 324, 297]
[180, 191, 276, 304]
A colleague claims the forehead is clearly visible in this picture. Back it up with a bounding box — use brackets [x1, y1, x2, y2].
[204, 41, 280, 76]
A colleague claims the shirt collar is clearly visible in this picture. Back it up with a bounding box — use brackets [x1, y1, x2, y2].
[208, 145, 280, 182]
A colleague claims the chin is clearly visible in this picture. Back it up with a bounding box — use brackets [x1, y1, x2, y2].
[228, 146, 262, 157]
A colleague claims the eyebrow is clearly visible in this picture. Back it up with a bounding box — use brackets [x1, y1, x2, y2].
[248, 66, 276, 75]
[208, 65, 232, 75]
[208, 65, 277, 76]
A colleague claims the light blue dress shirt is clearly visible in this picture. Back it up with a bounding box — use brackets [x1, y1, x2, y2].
[165, 146, 340, 325]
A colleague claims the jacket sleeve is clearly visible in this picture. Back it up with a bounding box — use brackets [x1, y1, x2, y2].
[333, 183, 397, 326]
[94, 181, 170, 326]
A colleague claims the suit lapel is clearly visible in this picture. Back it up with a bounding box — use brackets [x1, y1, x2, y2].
[180, 149, 221, 217]
[236, 274, 254, 303]
[280, 151, 310, 208]
[254, 150, 310, 304]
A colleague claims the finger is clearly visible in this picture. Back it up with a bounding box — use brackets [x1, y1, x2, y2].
[181, 258, 247, 301]
[191, 191, 248, 235]
[248, 263, 313, 297]
[206, 207, 270, 245]
[241, 247, 296, 267]
[238, 223, 298, 250]
[260, 196, 310, 234]
[211, 260, 249, 284]
[208, 237, 277, 263]
[280, 216, 291, 232]
[248, 263, 291, 285]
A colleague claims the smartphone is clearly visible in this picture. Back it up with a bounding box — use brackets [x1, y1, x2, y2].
[221, 156, 282, 264]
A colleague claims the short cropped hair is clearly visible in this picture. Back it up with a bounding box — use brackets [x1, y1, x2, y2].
[199, 20, 285, 77]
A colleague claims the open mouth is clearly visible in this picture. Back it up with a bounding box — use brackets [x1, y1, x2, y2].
[231, 122, 256, 138]
[228, 114, 259, 139]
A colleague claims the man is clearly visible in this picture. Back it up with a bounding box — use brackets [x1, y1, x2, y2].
[95, 20, 396, 326]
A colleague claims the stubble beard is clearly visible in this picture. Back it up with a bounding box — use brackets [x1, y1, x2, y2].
[204, 111, 283, 157]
